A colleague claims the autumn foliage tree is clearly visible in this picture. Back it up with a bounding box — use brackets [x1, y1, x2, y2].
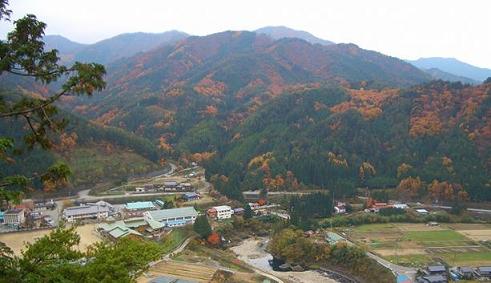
[207, 232, 221, 246]
[428, 180, 469, 202]
[359, 161, 376, 186]
[397, 176, 423, 201]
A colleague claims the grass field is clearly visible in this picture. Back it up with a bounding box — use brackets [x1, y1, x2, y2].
[343, 223, 491, 267]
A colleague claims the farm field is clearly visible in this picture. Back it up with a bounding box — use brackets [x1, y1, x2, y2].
[0, 224, 101, 255]
[341, 223, 491, 268]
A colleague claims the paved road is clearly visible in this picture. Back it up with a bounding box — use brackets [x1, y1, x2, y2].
[76, 162, 179, 201]
[430, 204, 491, 214]
[76, 190, 187, 201]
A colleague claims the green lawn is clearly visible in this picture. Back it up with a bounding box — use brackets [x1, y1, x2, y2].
[353, 223, 398, 233]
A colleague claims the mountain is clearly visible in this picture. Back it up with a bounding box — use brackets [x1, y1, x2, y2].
[43, 35, 87, 63]
[73, 31, 189, 64]
[60, 31, 429, 144]
[44, 31, 189, 65]
[255, 26, 333, 45]
[409, 57, 491, 82]
[422, 68, 478, 85]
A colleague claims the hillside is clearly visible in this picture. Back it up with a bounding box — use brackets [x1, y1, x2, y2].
[203, 81, 491, 201]
[0, 89, 161, 192]
[422, 68, 478, 85]
[61, 31, 429, 146]
[255, 26, 333, 45]
[409, 57, 491, 82]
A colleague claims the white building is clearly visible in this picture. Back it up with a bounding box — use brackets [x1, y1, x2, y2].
[135, 187, 145, 193]
[4, 209, 25, 226]
[143, 207, 198, 227]
[213, 205, 233, 220]
[393, 203, 408, 209]
[63, 202, 111, 222]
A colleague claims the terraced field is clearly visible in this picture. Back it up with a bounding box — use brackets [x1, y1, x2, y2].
[140, 260, 217, 283]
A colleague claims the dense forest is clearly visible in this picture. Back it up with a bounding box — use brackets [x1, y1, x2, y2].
[204, 80, 491, 201]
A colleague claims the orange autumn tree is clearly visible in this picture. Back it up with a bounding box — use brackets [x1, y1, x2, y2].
[207, 232, 221, 246]
[158, 136, 173, 153]
[189, 151, 216, 163]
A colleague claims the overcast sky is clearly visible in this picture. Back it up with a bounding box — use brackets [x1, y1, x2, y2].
[1, 0, 490, 68]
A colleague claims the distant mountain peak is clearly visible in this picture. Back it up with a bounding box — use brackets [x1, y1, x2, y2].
[408, 57, 491, 82]
[254, 26, 333, 45]
[43, 34, 87, 53]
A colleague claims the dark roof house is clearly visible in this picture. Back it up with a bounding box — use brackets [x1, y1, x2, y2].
[427, 264, 446, 274]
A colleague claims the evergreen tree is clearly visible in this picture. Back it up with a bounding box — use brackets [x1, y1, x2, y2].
[244, 204, 253, 219]
[193, 215, 212, 238]
[0, 0, 105, 203]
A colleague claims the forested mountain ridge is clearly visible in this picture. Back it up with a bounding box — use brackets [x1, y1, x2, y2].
[203, 80, 491, 201]
[5, 29, 491, 202]
[60, 31, 429, 145]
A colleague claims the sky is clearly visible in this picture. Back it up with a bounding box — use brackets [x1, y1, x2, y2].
[1, 0, 491, 68]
